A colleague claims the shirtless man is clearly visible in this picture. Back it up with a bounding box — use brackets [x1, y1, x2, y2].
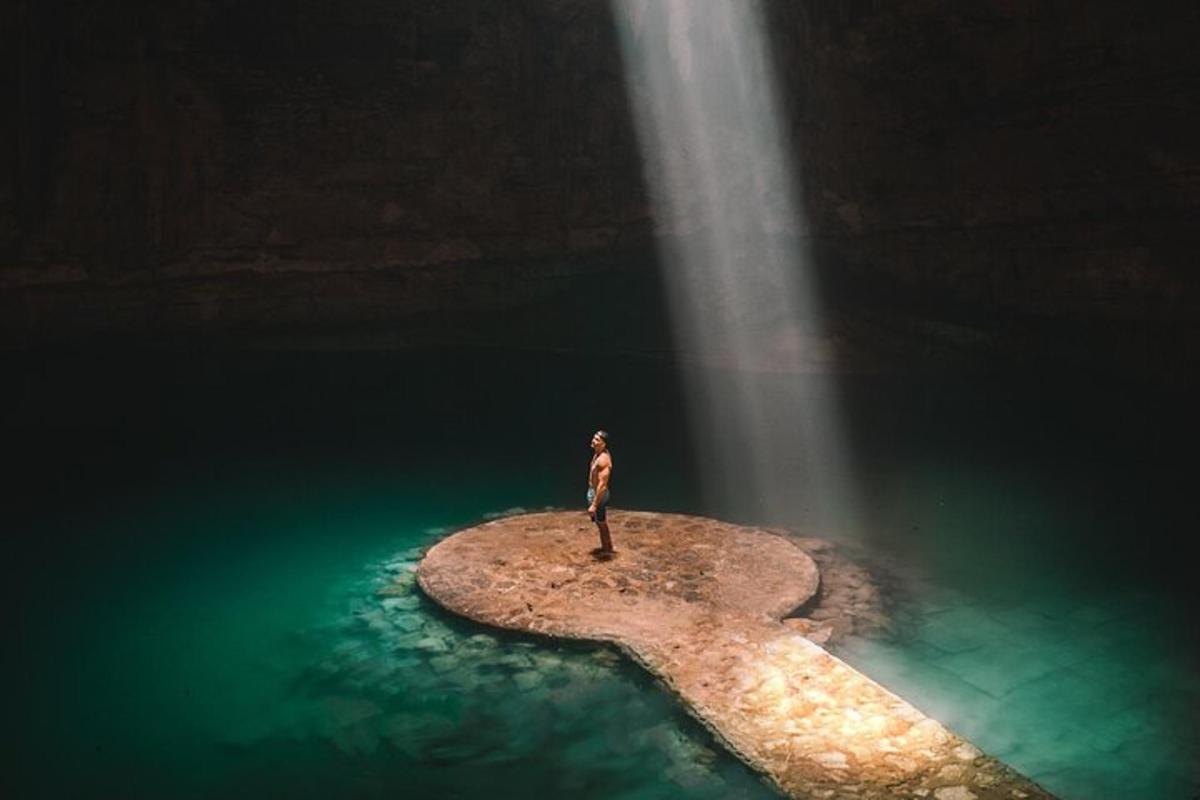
[587, 430, 614, 557]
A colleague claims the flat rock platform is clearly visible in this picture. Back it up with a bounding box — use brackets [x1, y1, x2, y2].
[417, 510, 1055, 800]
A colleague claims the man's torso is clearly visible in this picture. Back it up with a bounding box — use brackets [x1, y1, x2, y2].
[589, 452, 612, 489]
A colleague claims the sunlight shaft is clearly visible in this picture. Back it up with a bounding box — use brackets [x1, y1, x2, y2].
[613, 0, 857, 531]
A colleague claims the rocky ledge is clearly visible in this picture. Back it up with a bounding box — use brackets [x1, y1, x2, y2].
[417, 510, 1055, 800]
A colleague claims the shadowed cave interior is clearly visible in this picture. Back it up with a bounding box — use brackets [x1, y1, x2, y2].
[4, 2, 1199, 799]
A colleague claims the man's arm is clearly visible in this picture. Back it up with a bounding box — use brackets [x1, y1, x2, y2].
[590, 455, 609, 501]
[590, 458, 611, 508]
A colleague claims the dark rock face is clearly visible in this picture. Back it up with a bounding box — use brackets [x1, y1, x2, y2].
[3, 1, 1197, 376]
[771, 3, 1200, 379]
[2, 0, 646, 341]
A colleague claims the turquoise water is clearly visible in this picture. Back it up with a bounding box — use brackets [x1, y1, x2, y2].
[6, 349, 1197, 798]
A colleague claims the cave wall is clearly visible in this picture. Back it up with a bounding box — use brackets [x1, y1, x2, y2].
[1, 0, 646, 342]
[772, 2, 1200, 377]
[2, 0, 1198, 374]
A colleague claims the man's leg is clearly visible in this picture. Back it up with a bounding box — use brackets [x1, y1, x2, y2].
[597, 520, 613, 553]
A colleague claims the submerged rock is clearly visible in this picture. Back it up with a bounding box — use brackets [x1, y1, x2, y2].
[381, 596, 421, 611]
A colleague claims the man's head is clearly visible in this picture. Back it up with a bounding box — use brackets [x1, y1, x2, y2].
[591, 430, 609, 452]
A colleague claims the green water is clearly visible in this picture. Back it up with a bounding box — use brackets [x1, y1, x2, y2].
[6, 349, 1197, 799]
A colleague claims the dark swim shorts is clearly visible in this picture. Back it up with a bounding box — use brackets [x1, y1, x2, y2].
[587, 487, 610, 522]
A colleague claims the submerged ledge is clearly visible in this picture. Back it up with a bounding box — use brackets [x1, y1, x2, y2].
[416, 510, 1055, 799]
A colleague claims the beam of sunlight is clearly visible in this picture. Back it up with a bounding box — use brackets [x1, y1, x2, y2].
[612, 0, 858, 534]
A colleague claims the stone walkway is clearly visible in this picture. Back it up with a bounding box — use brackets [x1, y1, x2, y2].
[417, 510, 1056, 799]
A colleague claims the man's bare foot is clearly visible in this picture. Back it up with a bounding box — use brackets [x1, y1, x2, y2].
[590, 547, 616, 560]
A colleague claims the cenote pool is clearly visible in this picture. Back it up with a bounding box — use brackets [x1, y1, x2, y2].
[5, 349, 1197, 799]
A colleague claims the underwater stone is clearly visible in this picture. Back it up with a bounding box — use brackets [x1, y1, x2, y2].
[391, 614, 423, 633]
[381, 596, 421, 611]
[428, 654, 459, 673]
[321, 695, 381, 728]
[512, 671, 543, 691]
[330, 724, 380, 756]
[415, 636, 450, 653]
[377, 582, 413, 597]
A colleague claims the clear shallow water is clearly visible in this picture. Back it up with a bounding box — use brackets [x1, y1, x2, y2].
[6, 349, 1197, 799]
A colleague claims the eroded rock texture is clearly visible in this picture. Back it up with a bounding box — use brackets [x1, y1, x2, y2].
[417, 510, 1056, 799]
[2, 0, 644, 341]
[3, 1, 1197, 375]
[769, 3, 1200, 378]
